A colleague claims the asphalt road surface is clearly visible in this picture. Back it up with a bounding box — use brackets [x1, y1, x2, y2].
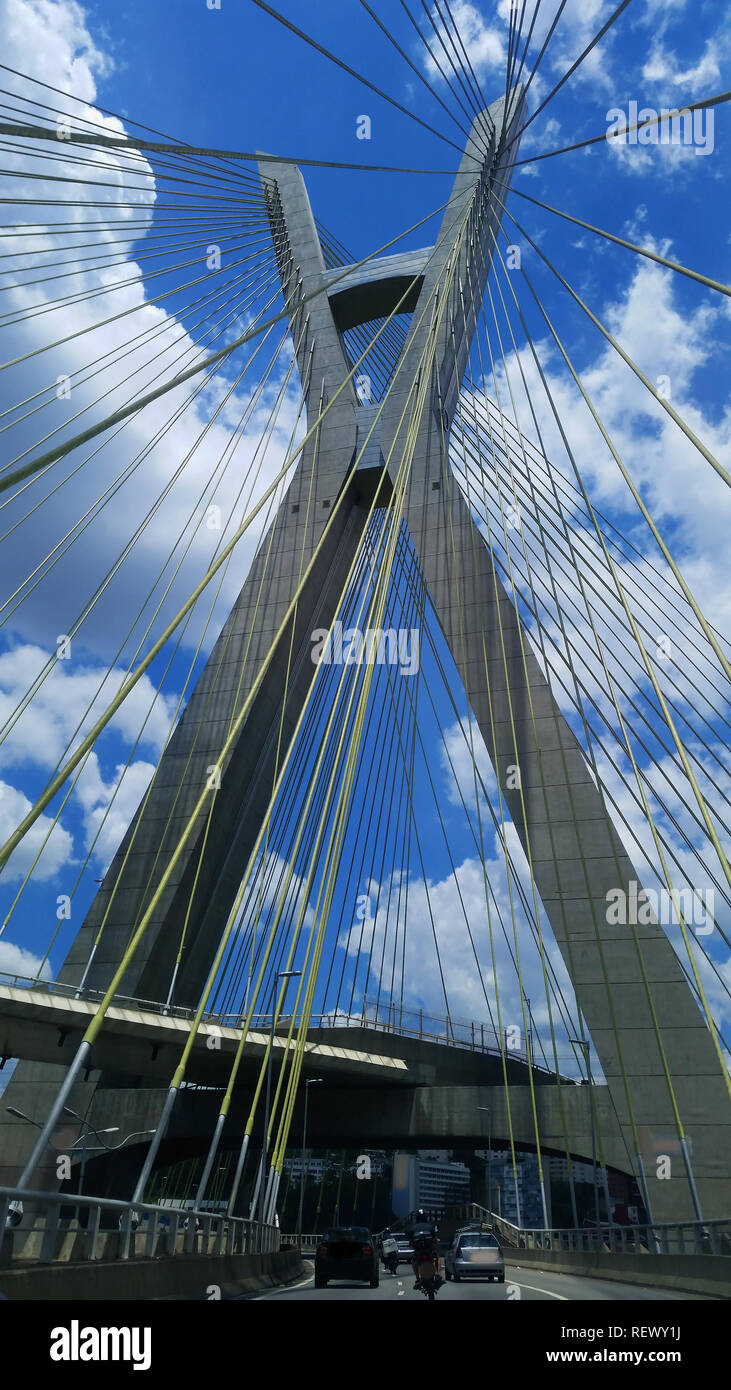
[253, 1263, 707, 1302]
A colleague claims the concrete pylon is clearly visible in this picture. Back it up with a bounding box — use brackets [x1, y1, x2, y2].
[2, 89, 728, 1222]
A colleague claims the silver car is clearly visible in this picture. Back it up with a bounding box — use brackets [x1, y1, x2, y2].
[445, 1230, 505, 1282]
[392, 1231, 414, 1265]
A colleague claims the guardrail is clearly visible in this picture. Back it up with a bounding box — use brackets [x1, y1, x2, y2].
[0, 1186, 279, 1265]
[496, 1216, 731, 1257]
[280, 1233, 319, 1252]
[0, 973, 561, 1075]
[397, 1203, 731, 1257]
[358, 997, 520, 1056]
[0, 974, 514, 1049]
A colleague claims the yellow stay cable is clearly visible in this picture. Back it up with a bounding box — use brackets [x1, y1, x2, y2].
[490, 214, 731, 895]
[267, 218, 477, 1190]
[486, 232, 731, 1154]
[224, 242, 469, 1187]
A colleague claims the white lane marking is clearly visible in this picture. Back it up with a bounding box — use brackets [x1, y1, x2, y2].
[254, 1272, 314, 1298]
[511, 1278, 567, 1301]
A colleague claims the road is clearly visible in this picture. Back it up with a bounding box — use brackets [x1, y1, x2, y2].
[253, 1263, 708, 1302]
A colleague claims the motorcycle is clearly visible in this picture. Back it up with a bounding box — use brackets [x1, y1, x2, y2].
[413, 1251, 444, 1301]
[384, 1251, 399, 1275]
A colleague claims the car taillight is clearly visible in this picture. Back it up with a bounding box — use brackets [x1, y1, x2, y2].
[363, 1243, 374, 1255]
[316, 1243, 327, 1255]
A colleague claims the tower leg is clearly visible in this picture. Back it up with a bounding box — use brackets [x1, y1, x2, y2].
[404, 462, 731, 1221]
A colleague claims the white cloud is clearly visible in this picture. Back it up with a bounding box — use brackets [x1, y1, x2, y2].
[636, 0, 688, 25]
[74, 751, 156, 871]
[440, 713, 497, 813]
[419, 1, 627, 122]
[339, 836, 585, 1071]
[0, 936, 53, 983]
[2, 0, 114, 96]
[0, 642, 180, 772]
[0, 3, 302, 953]
[470, 254, 730, 632]
[0, 0, 301, 671]
[425, 1, 506, 79]
[0, 778, 73, 882]
[642, 38, 721, 92]
[0, 634, 186, 879]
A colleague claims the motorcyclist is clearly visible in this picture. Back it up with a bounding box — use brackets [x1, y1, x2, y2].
[381, 1228, 399, 1273]
[411, 1210, 439, 1289]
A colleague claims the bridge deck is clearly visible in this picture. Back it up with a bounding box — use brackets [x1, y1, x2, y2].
[0, 984, 409, 1086]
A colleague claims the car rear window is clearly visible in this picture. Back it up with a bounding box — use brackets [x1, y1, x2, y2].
[325, 1227, 370, 1241]
[459, 1234, 499, 1248]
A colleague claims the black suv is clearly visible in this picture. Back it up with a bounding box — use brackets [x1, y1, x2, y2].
[314, 1226, 380, 1289]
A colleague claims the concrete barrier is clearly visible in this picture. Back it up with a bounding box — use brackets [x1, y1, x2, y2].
[0, 1249, 305, 1301]
[505, 1248, 731, 1298]
[2, 1222, 275, 1266]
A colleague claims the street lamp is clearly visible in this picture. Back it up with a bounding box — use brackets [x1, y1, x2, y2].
[6, 1104, 119, 1141]
[477, 1106, 492, 1214]
[296, 1078, 323, 1245]
[62, 1105, 119, 1142]
[77, 1134, 155, 1191]
[69, 1127, 154, 1196]
[259, 970, 302, 1224]
[6, 1107, 150, 1209]
[5, 1106, 41, 1129]
[570, 1037, 602, 1236]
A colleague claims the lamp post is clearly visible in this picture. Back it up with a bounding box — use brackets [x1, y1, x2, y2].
[62, 1105, 119, 1177]
[70, 1131, 155, 1196]
[570, 1037, 602, 1236]
[6, 1107, 152, 1224]
[62, 1106, 155, 1197]
[296, 1078, 323, 1245]
[259, 970, 301, 1225]
[6, 1104, 118, 1144]
[478, 1106, 492, 1213]
[6, 1105, 120, 1196]
[62, 1106, 118, 1139]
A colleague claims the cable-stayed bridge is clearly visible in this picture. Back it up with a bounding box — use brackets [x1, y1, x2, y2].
[0, 0, 729, 1303]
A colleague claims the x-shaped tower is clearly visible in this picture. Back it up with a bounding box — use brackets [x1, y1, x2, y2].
[4, 91, 728, 1224]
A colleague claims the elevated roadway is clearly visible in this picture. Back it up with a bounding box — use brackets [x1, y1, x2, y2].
[0, 983, 635, 1190]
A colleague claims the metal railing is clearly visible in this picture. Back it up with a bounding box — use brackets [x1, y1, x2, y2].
[0, 974, 514, 1048]
[356, 997, 532, 1060]
[0, 973, 549, 1070]
[280, 1233, 319, 1252]
[489, 1211, 731, 1257]
[0, 1186, 279, 1266]
[0, 975, 603, 1086]
[398, 1203, 731, 1258]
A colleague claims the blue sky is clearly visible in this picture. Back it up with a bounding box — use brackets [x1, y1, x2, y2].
[83, 0, 730, 387]
[0, 0, 729, 1094]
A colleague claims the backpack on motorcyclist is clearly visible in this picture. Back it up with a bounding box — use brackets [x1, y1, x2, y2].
[412, 1226, 437, 1254]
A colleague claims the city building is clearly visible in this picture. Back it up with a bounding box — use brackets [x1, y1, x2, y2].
[544, 1156, 600, 1186]
[487, 1150, 551, 1228]
[391, 1151, 471, 1216]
